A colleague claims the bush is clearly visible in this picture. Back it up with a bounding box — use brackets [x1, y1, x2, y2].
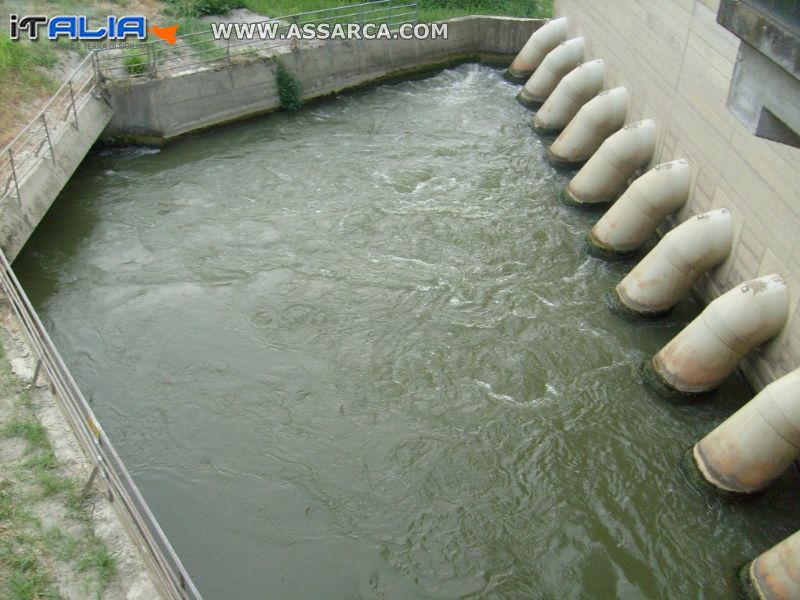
[123, 51, 148, 75]
[275, 60, 303, 112]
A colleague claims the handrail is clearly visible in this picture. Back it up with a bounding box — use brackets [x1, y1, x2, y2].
[0, 248, 202, 600]
[0, 51, 99, 205]
[96, 0, 419, 81]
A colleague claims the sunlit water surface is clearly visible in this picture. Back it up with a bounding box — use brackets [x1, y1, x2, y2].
[15, 65, 800, 599]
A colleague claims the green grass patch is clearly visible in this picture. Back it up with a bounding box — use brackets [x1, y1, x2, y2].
[21, 449, 58, 472]
[165, 0, 246, 17]
[0, 537, 55, 600]
[0, 37, 58, 142]
[76, 536, 117, 588]
[2, 419, 48, 452]
[235, 0, 552, 21]
[123, 50, 149, 75]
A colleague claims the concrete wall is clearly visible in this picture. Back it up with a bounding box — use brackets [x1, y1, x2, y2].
[1, 94, 113, 262]
[553, 0, 800, 390]
[102, 17, 541, 141]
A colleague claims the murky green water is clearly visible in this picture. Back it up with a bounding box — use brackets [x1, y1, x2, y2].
[15, 65, 800, 599]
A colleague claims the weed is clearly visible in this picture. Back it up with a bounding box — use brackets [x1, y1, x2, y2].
[275, 59, 303, 111]
[76, 538, 117, 588]
[2, 419, 48, 451]
[123, 50, 149, 75]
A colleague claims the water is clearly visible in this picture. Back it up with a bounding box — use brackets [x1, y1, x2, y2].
[15, 65, 800, 599]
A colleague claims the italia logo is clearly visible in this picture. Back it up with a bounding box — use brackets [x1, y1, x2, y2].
[9, 14, 179, 44]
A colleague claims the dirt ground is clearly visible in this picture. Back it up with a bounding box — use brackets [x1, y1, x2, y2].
[0, 295, 161, 599]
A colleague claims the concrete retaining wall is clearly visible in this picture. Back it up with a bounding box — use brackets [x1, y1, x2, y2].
[553, 0, 800, 390]
[1, 94, 113, 262]
[102, 16, 542, 142]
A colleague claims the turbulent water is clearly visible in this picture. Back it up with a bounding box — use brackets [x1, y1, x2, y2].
[15, 65, 800, 599]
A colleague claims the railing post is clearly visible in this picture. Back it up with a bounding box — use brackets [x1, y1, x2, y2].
[8, 149, 20, 205]
[292, 16, 300, 51]
[68, 81, 78, 129]
[91, 50, 103, 83]
[41, 113, 54, 160]
[148, 44, 158, 78]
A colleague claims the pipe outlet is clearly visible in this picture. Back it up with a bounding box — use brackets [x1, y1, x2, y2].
[615, 209, 733, 316]
[651, 274, 790, 395]
[589, 159, 690, 257]
[506, 17, 568, 83]
[563, 119, 656, 206]
[694, 368, 800, 494]
[743, 530, 800, 600]
[517, 37, 585, 109]
[533, 59, 605, 135]
[547, 87, 628, 167]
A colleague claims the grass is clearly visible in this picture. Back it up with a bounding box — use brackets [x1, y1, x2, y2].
[162, 0, 551, 20]
[0, 365, 116, 598]
[235, 0, 552, 20]
[2, 419, 48, 451]
[0, 37, 58, 144]
[123, 50, 149, 75]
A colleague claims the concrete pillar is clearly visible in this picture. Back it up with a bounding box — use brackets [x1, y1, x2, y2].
[589, 159, 690, 257]
[742, 531, 800, 600]
[562, 119, 656, 206]
[694, 368, 800, 494]
[547, 87, 628, 167]
[532, 59, 605, 135]
[650, 274, 790, 395]
[517, 38, 584, 109]
[506, 17, 568, 83]
[615, 209, 733, 317]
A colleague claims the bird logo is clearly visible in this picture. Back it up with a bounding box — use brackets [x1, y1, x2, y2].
[149, 24, 179, 44]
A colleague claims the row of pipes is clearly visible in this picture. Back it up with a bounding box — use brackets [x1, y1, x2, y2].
[506, 17, 799, 600]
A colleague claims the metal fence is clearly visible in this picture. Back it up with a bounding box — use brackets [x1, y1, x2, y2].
[0, 51, 99, 205]
[0, 248, 202, 600]
[97, 0, 419, 80]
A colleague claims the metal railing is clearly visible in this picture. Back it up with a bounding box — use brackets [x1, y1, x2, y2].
[0, 51, 99, 205]
[0, 248, 202, 600]
[97, 0, 419, 80]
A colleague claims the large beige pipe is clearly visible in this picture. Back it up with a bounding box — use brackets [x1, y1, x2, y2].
[532, 59, 605, 135]
[563, 119, 656, 206]
[693, 368, 800, 494]
[650, 274, 790, 395]
[517, 38, 585, 109]
[589, 159, 690, 257]
[615, 209, 733, 317]
[506, 17, 568, 83]
[743, 531, 800, 600]
[547, 87, 628, 167]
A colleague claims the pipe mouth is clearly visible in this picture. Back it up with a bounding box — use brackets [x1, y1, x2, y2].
[691, 443, 764, 496]
[560, 185, 612, 210]
[738, 561, 764, 600]
[640, 358, 715, 403]
[613, 285, 674, 319]
[604, 289, 670, 321]
[516, 92, 544, 111]
[531, 121, 564, 137]
[678, 446, 764, 505]
[585, 231, 639, 262]
[504, 69, 531, 84]
[545, 147, 585, 170]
